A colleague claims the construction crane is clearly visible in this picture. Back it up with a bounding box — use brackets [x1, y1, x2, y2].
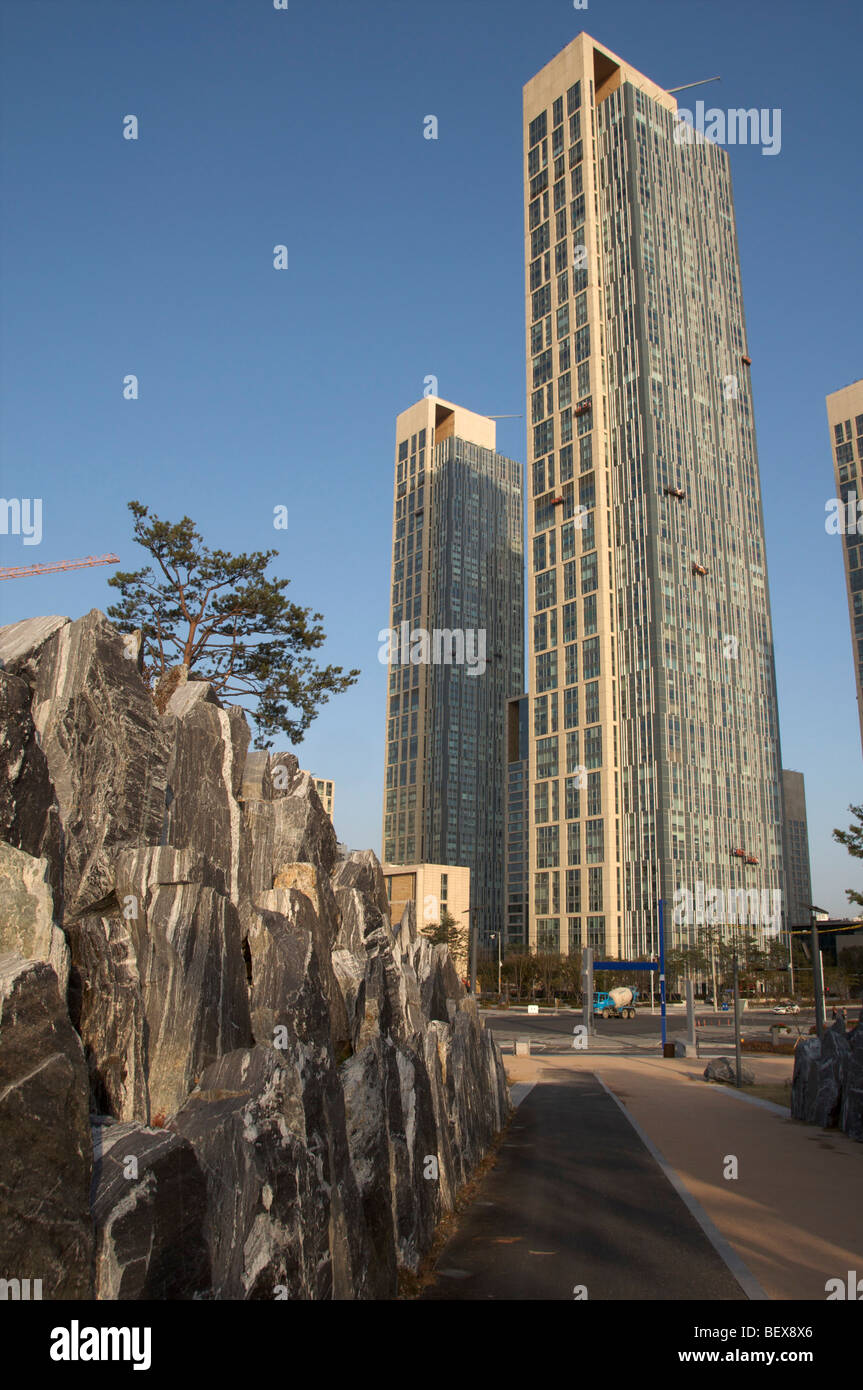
[667, 76, 721, 95]
[0, 553, 120, 581]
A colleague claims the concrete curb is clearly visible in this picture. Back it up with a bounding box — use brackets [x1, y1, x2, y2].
[509, 1082, 536, 1108]
[701, 1085, 791, 1118]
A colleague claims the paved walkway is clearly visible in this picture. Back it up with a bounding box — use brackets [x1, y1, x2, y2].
[422, 1053, 863, 1301]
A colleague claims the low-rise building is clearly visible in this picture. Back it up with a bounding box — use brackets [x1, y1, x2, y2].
[382, 861, 471, 977]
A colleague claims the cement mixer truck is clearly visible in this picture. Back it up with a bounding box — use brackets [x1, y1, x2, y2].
[593, 987, 638, 1020]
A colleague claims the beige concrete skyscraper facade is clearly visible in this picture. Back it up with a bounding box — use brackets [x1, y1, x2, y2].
[381, 396, 524, 947]
[522, 34, 785, 958]
[826, 378, 863, 753]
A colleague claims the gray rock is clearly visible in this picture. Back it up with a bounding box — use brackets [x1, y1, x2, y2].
[841, 1024, 863, 1141]
[0, 843, 69, 995]
[331, 849, 391, 920]
[248, 886, 350, 1058]
[0, 615, 69, 679]
[703, 1056, 756, 1086]
[170, 1040, 368, 1300]
[339, 1044, 399, 1293]
[153, 664, 189, 714]
[25, 610, 172, 921]
[0, 609, 513, 1299]
[66, 913, 149, 1122]
[92, 1121, 209, 1299]
[270, 751, 300, 796]
[113, 848, 253, 1119]
[791, 1035, 821, 1123]
[0, 953, 94, 1299]
[120, 630, 144, 672]
[387, 1040, 441, 1270]
[164, 679, 220, 719]
[813, 1023, 851, 1129]
[245, 770, 339, 891]
[241, 748, 273, 802]
[162, 697, 249, 900]
[0, 672, 63, 902]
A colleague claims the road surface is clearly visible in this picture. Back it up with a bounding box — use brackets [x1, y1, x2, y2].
[421, 1068, 749, 1301]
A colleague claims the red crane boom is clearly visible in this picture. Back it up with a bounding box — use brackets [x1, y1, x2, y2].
[0, 553, 120, 581]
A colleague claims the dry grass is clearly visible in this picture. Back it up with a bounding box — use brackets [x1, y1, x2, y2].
[740, 1079, 792, 1109]
[396, 1110, 514, 1299]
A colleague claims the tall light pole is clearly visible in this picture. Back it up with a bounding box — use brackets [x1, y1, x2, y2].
[461, 907, 479, 994]
[808, 905, 828, 1039]
[731, 922, 743, 1088]
[489, 930, 503, 998]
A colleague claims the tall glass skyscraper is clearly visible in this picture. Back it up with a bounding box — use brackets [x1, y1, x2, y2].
[522, 34, 785, 958]
[381, 396, 524, 947]
[826, 378, 863, 754]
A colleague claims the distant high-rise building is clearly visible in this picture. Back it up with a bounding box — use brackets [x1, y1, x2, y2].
[302, 772, 335, 822]
[522, 34, 785, 957]
[781, 770, 812, 930]
[505, 694, 530, 951]
[381, 397, 524, 946]
[826, 379, 863, 753]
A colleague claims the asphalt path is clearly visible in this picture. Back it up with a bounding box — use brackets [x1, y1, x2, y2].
[421, 1069, 749, 1301]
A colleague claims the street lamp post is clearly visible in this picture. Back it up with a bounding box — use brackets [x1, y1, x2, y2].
[460, 907, 480, 995]
[808, 904, 828, 1039]
[490, 930, 502, 998]
[731, 925, 743, 1088]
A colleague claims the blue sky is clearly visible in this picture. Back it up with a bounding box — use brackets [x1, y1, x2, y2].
[1, 0, 860, 915]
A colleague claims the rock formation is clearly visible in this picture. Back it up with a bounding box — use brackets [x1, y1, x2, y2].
[0, 609, 509, 1298]
[791, 1020, 862, 1140]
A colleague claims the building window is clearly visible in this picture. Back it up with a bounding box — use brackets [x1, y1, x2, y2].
[536, 824, 560, 869]
[566, 869, 581, 914]
[565, 643, 578, 685]
[567, 821, 580, 864]
[583, 594, 597, 635]
[529, 112, 548, 148]
[536, 650, 558, 693]
[536, 569, 557, 610]
[537, 736, 559, 779]
[584, 680, 600, 723]
[565, 730, 580, 773]
[587, 916, 605, 949]
[537, 919, 560, 952]
[585, 820, 604, 863]
[584, 726, 602, 768]
[583, 638, 600, 680]
[564, 686, 578, 729]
